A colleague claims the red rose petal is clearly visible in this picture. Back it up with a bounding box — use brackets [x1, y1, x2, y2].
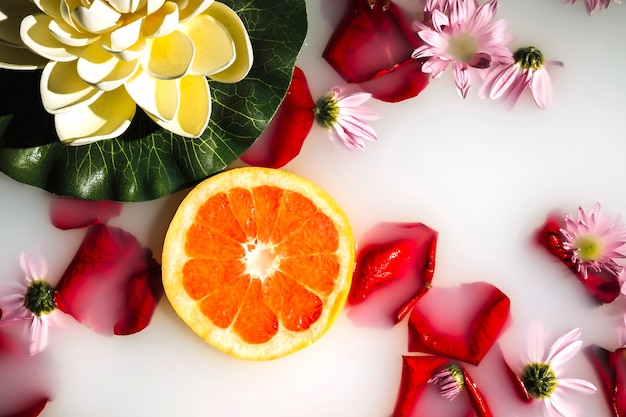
[240, 66, 315, 168]
[462, 368, 494, 417]
[1, 397, 49, 417]
[54, 224, 163, 335]
[392, 355, 450, 417]
[588, 345, 626, 417]
[0, 327, 51, 417]
[49, 196, 122, 230]
[503, 357, 532, 403]
[348, 238, 417, 304]
[537, 214, 621, 304]
[347, 222, 438, 327]
[323, 0, 429, 102]
[408, 282, 510, 365]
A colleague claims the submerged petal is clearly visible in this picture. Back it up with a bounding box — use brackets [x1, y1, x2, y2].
[50, 196, 123, 230]
[54, 87, 136, 144]
[41, 60, 103, 113]
[203, 2, 253, 82]
[180, 13, 235, 76]
[54, 224, 163, 335]
[142, 30, 194, 79]
[146, 75, 211, 137]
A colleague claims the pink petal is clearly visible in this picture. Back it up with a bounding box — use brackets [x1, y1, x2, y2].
[529, 68, 553, 109]
[558, 377, 598, 394]
[54, 224, 163, 335]
[239, 66, 315, 168]
[408, 281, 510, 365]
[453, 63, 471, 98]
[49, 196, 122, 230]
[545, 328, 582, 368]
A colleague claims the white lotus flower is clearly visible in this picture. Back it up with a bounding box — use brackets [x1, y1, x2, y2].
[1, 0, 253, 144]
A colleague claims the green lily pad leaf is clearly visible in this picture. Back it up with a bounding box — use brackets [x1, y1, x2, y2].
[0, 0, 308, 202]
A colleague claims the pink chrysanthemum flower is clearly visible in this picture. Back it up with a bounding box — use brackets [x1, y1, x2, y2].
[520, 328, 597, 417]
[314, 87, 379, 150]
[428, 364, 465, 400]
[0, 253, 60, 355]
[560, 203, 626, 279]
[411, 0, 514, 98]
[564, 0, 621, 15]
[479, 46, 563, 109]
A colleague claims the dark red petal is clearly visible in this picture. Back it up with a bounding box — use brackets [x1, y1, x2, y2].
[503, 357, 532, 403]
[392, 355, 450, 417]
[1, 397, 49, 417]
[346, 222, 438, 327]
[239, 66, 315, 168]
[588, 345, 626, 417]
[408, 282, 510, 366]
[537, 214, 621, 304]
[323, 0, 429, 102]
[54, 224, 163, 335]
[462, 368, 494, 417]
[49, 196, 122, 230]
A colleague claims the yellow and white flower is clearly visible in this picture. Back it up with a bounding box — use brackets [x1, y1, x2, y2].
[0, 0, 253, 144]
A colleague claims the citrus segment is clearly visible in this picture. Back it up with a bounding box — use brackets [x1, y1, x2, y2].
[162, 167, 354, 360]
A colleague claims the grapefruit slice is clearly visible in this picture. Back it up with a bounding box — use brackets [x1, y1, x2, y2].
[162, 167, 354, 360]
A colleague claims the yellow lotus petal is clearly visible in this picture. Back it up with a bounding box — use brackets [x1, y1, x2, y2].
[77, 42, 140, 91]
[146, 0, 167, 14]
[109, 15, 143, 51]
[48, 17, 99, 47]
[55, 87, 136, 145]
[142, 1, 178, 39]
[60, 0, 84, 31]
[0, 0, 42, 47]
[72, 0, 122, 34]
[21, 14, 81, 62]
[0, 44, 47, 70]
[146, 75, 210, 137]
[125, 68, 178, 121]
[142, 29, 193, 80]
[33, 0, 63, 19]
[107, 0, 146, 14]
[101, 34, 146, 61]
[41, 60, 104, 113]
[178, 0, 214, 23]
[180, 13, 233, 76]
[204, 2, 253, 83]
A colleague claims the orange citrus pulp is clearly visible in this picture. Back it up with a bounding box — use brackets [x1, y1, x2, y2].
[162, 167, 354, 360]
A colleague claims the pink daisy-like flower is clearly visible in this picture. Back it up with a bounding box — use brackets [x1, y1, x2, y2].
[411, 0, 514, 98]
[479, 46, 563, 109]
[0, 253, 62, 355]
[428, 364, 465, 400]
[560, 203, 626, 279]
[564, 0, 621, 15]
[519, 327, 597, 417]
[314, 87, 379, 150]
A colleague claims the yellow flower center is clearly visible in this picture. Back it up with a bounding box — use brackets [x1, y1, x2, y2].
[575, 235, 603, 262]
[447, 33, 477, 63]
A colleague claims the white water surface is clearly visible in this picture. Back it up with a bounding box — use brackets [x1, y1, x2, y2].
[0, 0, 625, 416]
